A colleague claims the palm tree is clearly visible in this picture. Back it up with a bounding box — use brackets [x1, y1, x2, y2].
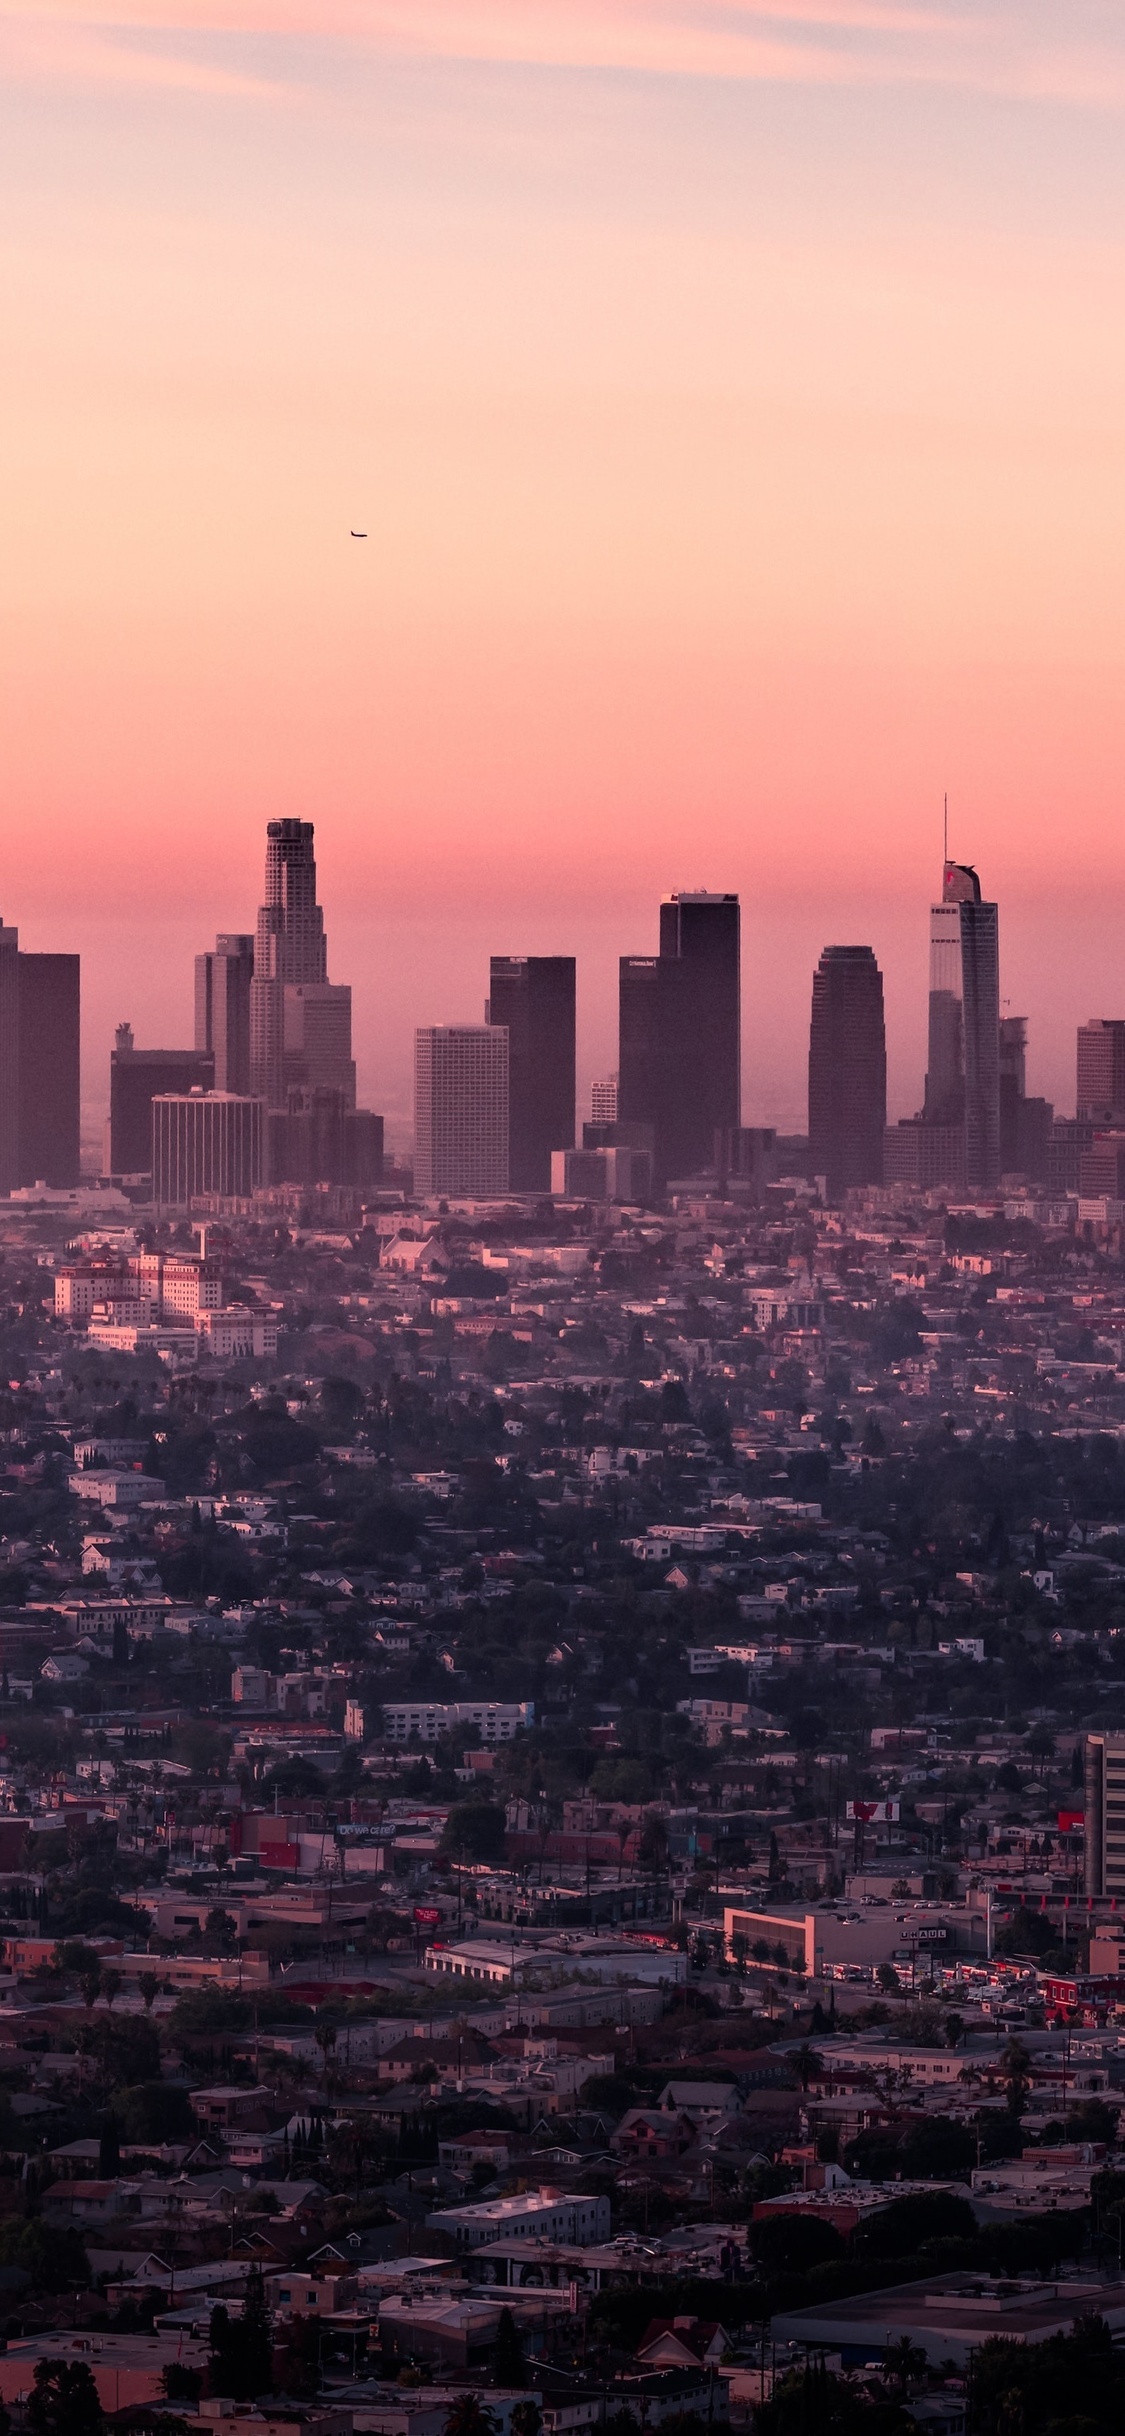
[444, 2400, 499, 2436]
[884, 2337, 927, 2389]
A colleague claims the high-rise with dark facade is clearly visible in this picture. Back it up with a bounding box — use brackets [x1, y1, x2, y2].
[0, 924, 80, 1191]
[486, 956, 575, 1191]
[109, 1027, 214, 1176]
[807, 946, 886, 1199]
[195, 934, 254, 1093]
[619, 892, 740, 1184]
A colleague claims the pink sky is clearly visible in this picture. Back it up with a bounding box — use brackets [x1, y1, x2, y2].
[3, 0, 1125, 1145]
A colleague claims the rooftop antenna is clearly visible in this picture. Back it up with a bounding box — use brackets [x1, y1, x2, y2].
[943, 792, 948, 866]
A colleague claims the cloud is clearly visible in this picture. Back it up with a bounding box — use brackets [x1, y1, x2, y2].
[1, 0, 1124, 108]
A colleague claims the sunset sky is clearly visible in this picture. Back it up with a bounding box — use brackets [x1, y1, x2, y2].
[4, 1, 1125, 1146]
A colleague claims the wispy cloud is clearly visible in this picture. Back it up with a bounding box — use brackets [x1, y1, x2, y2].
[2, 0, 1124, 107]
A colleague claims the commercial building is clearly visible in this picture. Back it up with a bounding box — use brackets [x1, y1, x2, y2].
[109, 1027, 213, 1175]
[590, 1076, 618, 1124]
[270, 1087, 383, 1189]
[998, 1014, 1052, 1179]
[0, 924, 80, 1190]
[551, 1145, 651, 1202]
[923, 860, 1001, 1191]
[882, 1118, 965, 1192]
[619, 892, 740, 1185]
[152, 1091, 264, 1207]
[1079, 1133, 1125, 1200]
[194, 934, 254, 1094]
[1077, 1018, 1125, 1123]
[772, 2272, 1125, 2371]
[486, 956, 575, 1192]
[807, 945, 886, 1198]
[414, 1026, 508, 1199]
[381, 1699, 534, 1744]
[424, 2189, 610, 2250]
[1084, 1732, 1125, 1897]
[721, 1899, 986, 1975]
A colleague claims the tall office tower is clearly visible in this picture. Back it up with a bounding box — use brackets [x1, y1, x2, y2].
[1084, 1733, 1125, 1897]
[486, 957, 575, 1191]
[1077, 1020, 1125, 1124]
[152, 1091, 263, 1209]
[998, 1015, 1052, 1179]
[109, 1027, 213, 1175]
[0, 925, 80, 1191]
[591, 1076, 618, 1125]
[414, 1027, 508, 1199]
[619, 891, 740, 1184]
[250, 820, 336, 1109]
[17, 955, 80, 1186]
[282, 982, 355, 1105]
[195, 935, 254, 1094]
[922, 861, 1000, 1192]
[807, 946, 886, 1200]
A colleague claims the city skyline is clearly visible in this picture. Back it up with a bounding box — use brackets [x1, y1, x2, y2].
[16, 824, 1125, 1166]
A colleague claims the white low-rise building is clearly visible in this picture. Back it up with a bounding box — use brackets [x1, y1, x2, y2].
[425, 2187, 610, 2249]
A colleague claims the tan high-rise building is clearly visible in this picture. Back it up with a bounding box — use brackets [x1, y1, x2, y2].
[1077, 1020, 1125, 1126]
[414, 1027, 509, 1200]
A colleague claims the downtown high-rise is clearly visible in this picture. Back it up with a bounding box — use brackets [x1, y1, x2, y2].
[619, 891, 740, 1184]
[486, 956, 575, 1192]
[249, 820, 354, 1112]
[922, 860, 1001, 1191]
[807, 946, 886, 1199]
[0, 924, 80, 1191]
[414, 1027, 509, 1199]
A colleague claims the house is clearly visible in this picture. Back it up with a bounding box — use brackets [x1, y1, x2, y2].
[635, 2318, 731, 2371]
[611, 2108, 694, 2161]
[265, 2269, 358, 2317]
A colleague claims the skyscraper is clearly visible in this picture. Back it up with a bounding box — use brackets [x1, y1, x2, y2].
[922, 861, 1000, 1192]
[414, 1027, 509, 1199]
[250, 820, 346, 1110]
[0, 924, 80, 1191]
[486, 956, 575, 1191]
[807, 946, 886, 1199]
[109, 1027, 214, 1176]
[1077, 1020, 1125, 1124]
[619, 892, 740, 1184]
[195, 934, 254, 1094]
[998, 1015, 1052, 1180]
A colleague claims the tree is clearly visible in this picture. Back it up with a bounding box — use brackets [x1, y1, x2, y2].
[98, 2114, 120, 2177]
[28, 2360, 103, 2436]
[443, 2402, 499, 2436]
[204, 1908, 239, 1956]
[78, 2014, 161, 2088]
[210, 2270, 272, 2400]
[117, 2081, 198, 2144]
[493, 2306, 526, 2385]
[100, 1969, 122, 2010]
[884, 2338, 927, 2389]
[876, 1962, 902, 1994]
[439, 1802, 507, 1867]
[161, 2367, 203, 2403]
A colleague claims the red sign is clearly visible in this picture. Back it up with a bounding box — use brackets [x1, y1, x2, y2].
[413, 1905, 441, 1927]
[1057, 1811, 1085, 1832]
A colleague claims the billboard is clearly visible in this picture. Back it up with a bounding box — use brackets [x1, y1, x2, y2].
[413, 1905, 441, 1927]
[846, 1799, 900, 1824]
